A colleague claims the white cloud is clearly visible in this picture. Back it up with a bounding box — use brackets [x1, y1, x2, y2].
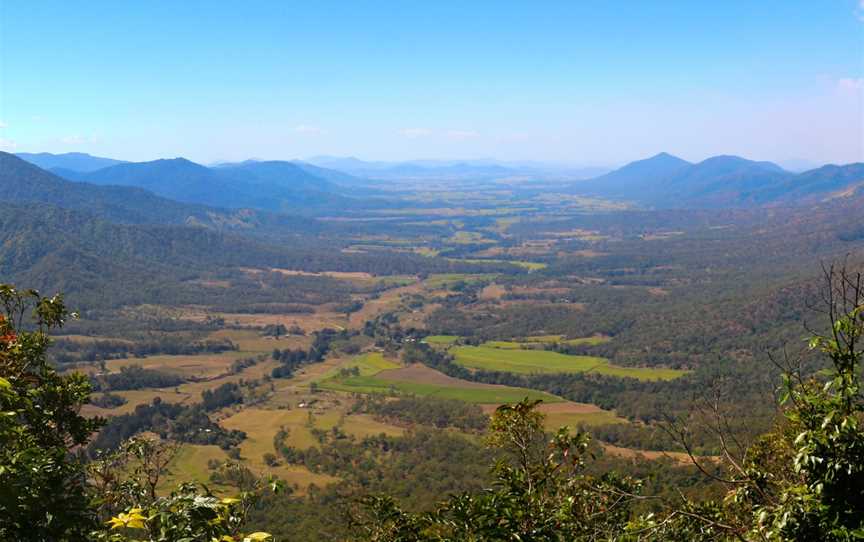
[445, 129, 479, 141]
[0, 137, 17, 150]
[400, 127, 433, 138]
[295, 124, 326, 135]
[838, 77, 864, 92]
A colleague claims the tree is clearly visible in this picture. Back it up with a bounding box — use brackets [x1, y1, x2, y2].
[0, 284, 277, 541]
[634, 263, 864, 540]
[0, 285, 102, 540]
[353, 399, 641, 541]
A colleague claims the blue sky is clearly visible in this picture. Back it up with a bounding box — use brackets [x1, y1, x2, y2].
[0, 1, 861, 166]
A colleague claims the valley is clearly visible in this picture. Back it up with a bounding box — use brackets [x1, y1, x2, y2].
[3, 149, 863, 540]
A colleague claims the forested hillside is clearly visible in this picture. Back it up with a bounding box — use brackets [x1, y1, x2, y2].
[571, 152, 864, 208]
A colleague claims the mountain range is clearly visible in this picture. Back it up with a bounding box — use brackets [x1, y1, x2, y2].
[13, 151, 864, 211]
[15, 152, 128, 172]
[0, 152, 321, 234]
[304, 156, 609, 181]
[44, 157, 362, 212]
[571, 153, 864, 208]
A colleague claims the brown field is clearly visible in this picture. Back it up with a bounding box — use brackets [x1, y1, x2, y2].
[494, 300, 586, 311]
[208, 328, 311, 351]
[602, 443, 697, 465]
[479, 283, 508, 300]
[568, 250, 607, 257]
[348, 282, 425, 328]
[267, 268, 376, 280]
[210, 309, 347, 332]
[479, 400, 625, 428]
[185, 278, 232, 288]
[508, 286, 572, 296]
[537, 402, 607, 415]
[81, 358, 284, 417]
[100, 351, 244, 379]
[82, 388, 193, 417]
[379, 363, 515, 391]
[53, 334, 133, 344]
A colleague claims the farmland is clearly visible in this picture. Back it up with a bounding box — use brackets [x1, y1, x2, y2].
[318, 354, 561, 403]
[451, 345, 687, 380]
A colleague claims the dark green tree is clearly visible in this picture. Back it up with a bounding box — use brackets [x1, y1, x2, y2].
[0, 285, 103, 540]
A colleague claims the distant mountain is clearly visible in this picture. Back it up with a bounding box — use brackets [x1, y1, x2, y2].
[304, 156, 604, 181]
[573, 152, 692, 196]
[214, 160, 340, 191]
[0, 152, 321, 234]
[53, 157, 356, 212]
[1, 152, 215, 225]
[16, 152, 127, 172]
[572, 152, 864, 208]
[660, 155, 789, 206]
[749, 163, 864, 204]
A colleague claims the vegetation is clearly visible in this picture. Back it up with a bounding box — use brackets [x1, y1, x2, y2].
[346, 265, 864, 541]
[452, 344, 686, 380]
[350, 395, 489, 432]
[4, 138, 864, 541]
[0, 285, 272, 540]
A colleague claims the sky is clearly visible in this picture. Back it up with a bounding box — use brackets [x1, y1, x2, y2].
[0, 1, 862, 167]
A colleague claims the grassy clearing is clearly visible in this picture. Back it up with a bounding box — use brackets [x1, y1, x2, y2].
[161, 444, 228, 490]
[452, 346, 686, 381]
[318, 354, 561, 404]
[483, 335, 611, 349]
[317, 352, 401, 380]
[99, 351, 250, 379]
[424, 273, 497, 289]
[446, 258, 547, 271]
[322, 374, 559, 404]
[542, 410, 626, 429]
[210, 328, 310, 352]
[423, 335, 459, 346]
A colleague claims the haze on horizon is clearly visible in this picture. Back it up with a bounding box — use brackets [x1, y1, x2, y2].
[0, 1, 862, 168]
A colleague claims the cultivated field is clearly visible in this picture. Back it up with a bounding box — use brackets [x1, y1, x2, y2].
[318, 355, 561, 404]
[452, 345, 686, 380]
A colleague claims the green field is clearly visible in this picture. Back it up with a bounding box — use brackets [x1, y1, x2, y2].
[317, 352, 400, 379]
[542, 410, 626, 429]
[483, 335, 611, 349]
[318, 352, 561, 403]
[320, 374, 561, 404]
[452, 346, 686, 380]
[424, 273, 498, 288]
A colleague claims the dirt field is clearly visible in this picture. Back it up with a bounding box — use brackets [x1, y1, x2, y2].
[479, 283, 508, 300]
[601, 443, 697, 465]
[348, 282, 425, 328]
[378, 363, 502, 389]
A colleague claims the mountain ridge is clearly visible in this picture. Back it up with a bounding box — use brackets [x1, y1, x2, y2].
[16, 151, 128, 172]
[571, 152, 862, 208]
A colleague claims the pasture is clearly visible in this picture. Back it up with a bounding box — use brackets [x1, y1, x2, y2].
[452, 346, 687, 380]
[318, 356, 562, 404]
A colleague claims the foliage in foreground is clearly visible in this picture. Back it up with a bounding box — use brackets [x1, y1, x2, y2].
[0, 285, 273, 541]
